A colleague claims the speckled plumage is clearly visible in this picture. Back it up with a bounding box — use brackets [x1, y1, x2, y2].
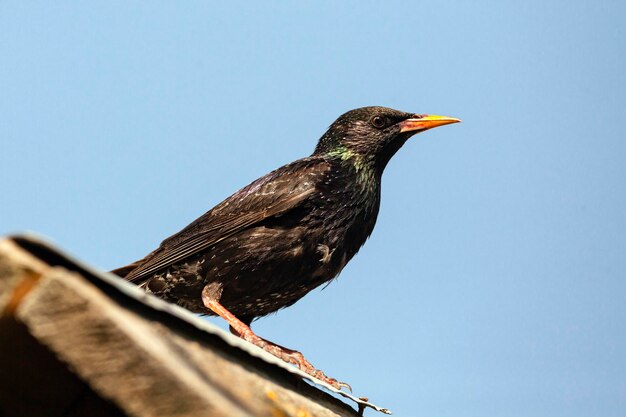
[112, 106, 459, 388]
[120, 153, 381, 321]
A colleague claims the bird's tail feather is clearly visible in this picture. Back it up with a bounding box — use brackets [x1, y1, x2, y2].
[110, 259, 144, 279]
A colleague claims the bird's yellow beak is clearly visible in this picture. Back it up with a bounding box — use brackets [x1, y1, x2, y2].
[399, 115, 461, 133]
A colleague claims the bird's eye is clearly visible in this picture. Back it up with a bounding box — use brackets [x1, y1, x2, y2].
[371, 116, 386, 129]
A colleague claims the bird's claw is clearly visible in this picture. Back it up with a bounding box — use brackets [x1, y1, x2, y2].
[337, 380, 353, 392]
[279, 349, 352, 392]
[231, 328, 353, 392]
[311, 370, 352, 392]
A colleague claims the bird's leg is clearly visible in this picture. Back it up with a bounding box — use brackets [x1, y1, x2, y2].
[201, 285, 351, 391]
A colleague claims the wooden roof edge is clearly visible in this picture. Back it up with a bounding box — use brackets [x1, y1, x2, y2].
[0, 233, 391, 416]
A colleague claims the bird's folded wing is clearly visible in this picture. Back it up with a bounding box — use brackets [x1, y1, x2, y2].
[123, 161, 325, 284]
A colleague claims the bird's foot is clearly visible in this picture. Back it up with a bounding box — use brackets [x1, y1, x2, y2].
[239, 327, 351, 391]
[274, 345, 352, 392]
[202, 288, 351, 391]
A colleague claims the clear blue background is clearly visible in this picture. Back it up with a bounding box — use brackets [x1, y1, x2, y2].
[2, 2, 624, 416]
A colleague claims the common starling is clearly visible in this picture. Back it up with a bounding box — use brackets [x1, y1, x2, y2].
[113, 106, 460, 389]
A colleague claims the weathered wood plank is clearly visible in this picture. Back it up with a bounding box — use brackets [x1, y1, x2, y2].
[0, 237, 365, 417]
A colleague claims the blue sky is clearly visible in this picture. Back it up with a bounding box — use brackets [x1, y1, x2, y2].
[1, 2, 625, 416]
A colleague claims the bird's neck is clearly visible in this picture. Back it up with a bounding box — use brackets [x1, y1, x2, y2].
[325, 146, 379, 193]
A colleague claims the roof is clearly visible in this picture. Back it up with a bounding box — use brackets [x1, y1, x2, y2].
[0, 234, 390, 417]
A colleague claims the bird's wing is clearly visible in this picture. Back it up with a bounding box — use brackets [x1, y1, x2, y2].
[123, 158, 327, 284]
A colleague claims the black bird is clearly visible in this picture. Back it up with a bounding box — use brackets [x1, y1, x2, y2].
[113, 106, 460, 389]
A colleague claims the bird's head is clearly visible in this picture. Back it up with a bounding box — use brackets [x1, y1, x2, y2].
[314, 106, 460, 173]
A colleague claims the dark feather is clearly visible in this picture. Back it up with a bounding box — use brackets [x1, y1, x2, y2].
[123, 158, 328, 284]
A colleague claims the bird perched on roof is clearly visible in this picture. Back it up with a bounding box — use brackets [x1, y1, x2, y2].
[112, 106, 460, 390]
